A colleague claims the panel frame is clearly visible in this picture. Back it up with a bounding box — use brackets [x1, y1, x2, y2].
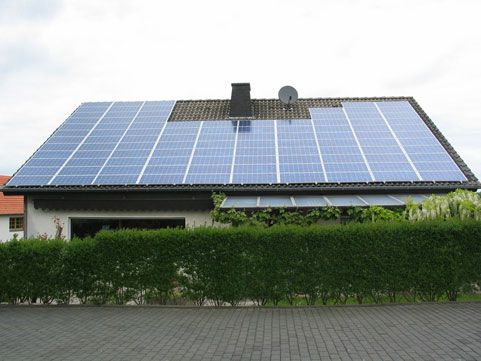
[182, 121, 204, 184]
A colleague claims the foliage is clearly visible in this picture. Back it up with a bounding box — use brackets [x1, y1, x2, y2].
[358, 206, 404, 223]
[1, 220, 480, 306]
[211, 193, 341, 227]
[212, 190, 481, 226]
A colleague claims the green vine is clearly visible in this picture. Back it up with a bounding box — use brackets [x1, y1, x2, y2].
[211, 193, 341, 227]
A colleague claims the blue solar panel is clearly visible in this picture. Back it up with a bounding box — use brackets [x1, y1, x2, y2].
[184, 121, 236, 184]
[7, 102, 112, 186]
[310, 107, 372, 182]
[375, 101, 467, 181]
[277, 119, 325, 183]
[49, 102, 144, 185]
[139, 120, 200, 184]
[93, 101, 175, 185]
[341, 102, 420, 182]
[232, 120, 277, 184]
[7, 100, 468, 187]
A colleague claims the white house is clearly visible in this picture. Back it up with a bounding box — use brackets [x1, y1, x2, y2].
[0, 176, 24, 242]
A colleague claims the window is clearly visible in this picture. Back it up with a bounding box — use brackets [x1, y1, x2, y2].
[9, 217, 23, 232]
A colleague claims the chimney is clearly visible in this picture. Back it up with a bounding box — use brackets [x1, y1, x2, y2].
[229, 83, 252, 118]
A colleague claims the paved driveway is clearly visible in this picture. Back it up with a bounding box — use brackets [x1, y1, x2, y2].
[1, 303, 480, 361]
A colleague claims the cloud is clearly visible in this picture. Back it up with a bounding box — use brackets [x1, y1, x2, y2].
[0, 0, 61, 22]
[0, 42, 67, 83]
[385, 50, 461, 90]
[0, 0, 480, 181]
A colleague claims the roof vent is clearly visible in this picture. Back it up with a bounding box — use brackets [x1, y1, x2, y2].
[229, 83, 252, 118]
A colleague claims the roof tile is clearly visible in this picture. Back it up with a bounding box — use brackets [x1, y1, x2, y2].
[0, 176, 24, 215]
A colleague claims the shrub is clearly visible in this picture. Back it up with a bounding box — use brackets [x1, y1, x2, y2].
[0, 220, 480, 305]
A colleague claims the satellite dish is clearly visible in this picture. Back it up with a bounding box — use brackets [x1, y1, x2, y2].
[278, 85, 298, 110]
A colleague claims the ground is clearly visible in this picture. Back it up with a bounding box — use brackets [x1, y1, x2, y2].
[1, 303, 481, 361]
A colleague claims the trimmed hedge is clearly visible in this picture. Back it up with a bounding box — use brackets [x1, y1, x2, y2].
[1, 220, 480, 305]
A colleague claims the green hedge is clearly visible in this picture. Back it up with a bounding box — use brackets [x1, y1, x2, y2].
[1, 220, 480, 305]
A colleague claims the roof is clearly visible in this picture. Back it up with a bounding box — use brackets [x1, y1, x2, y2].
[0, 176, 24, 214]
[3, 96, 479, 195]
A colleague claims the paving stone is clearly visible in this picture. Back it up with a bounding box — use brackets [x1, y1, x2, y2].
[0, 304, 481, 360]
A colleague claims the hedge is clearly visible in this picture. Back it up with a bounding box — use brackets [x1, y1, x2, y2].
[1, 220, 480, 305]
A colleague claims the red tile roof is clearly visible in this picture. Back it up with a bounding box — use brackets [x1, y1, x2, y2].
[0, 176, 23, 215]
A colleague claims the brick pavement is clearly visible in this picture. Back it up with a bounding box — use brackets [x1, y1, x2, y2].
[1, 303, 481, 360]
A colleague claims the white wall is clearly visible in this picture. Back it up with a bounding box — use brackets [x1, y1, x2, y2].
[25, 197, 214, 240]
[0, 215, 24, 242]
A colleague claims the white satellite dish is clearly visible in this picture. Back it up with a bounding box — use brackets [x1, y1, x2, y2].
[278, 85, 298, 110]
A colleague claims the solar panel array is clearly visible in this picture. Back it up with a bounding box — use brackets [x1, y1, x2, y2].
[7, 100, 467, 186]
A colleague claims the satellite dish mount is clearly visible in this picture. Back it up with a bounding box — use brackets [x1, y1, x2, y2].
[278, 85, 299, 111]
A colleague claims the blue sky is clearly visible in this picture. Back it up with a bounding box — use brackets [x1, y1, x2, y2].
[0, 0, 480, 179]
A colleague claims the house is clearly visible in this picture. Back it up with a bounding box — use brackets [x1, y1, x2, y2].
[0, 176, 24, 241]
[2, 84, 479, 239]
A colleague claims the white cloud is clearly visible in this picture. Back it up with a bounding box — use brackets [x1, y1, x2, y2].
[0, 0, 480, 179]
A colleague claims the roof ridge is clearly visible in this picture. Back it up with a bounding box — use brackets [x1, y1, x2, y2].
[174, 96, 415, 102]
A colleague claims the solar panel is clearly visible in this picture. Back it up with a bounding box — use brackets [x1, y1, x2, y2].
[277, 119, 326, 183]
[184, 120, 237, 184]
[138, 120, 200, 184]
[231, 120, 277, 184]
[375, 101, 467, 181]
[95, 101, 174, 185]
[7, 102, 112, 186]
[7, 100, 468, 187]
[310, 107, 373, 182]
[341, 102, 420, 182]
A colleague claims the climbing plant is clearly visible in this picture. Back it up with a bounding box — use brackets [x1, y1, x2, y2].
[405, 189, 481, 221]
[210, 193, 341, 227]
[212, 190, 481, 226]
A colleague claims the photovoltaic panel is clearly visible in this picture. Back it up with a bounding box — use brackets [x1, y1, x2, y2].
[184, 120, 237, 184]
[7, 102, 112, 186]
[139, 121, 201, 184]
[94, 101, 175, 185]
[341, 102, 420, 181]
[375, 101, 467, 181]
[50, 102, 143, 185]
[277, 119, 326, 183]
[310, 107, 373, 182]
[7, 99, 469, 187]
[231, 120, 277, 184]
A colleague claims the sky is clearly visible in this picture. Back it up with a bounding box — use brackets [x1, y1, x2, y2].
[0, 0, 480, 179]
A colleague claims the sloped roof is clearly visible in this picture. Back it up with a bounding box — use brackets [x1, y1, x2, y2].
[0, 176, 23, 215]
[2, 96, 479, 195]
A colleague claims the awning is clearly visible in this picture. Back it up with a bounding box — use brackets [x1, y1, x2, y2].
[220, 194, 431, 209]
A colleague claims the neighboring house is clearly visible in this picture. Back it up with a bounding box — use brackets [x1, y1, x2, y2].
[0, 176, 24, 242]
[2, 84, 479, 239]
